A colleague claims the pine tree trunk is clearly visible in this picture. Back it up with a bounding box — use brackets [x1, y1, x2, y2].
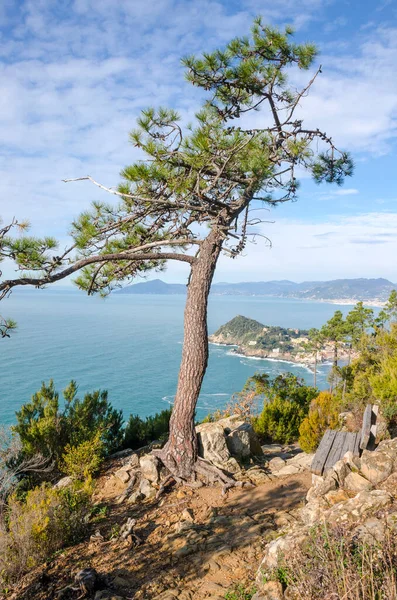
[159, 231, 222, 479]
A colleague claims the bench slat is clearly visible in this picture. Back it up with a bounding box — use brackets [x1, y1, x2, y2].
[360, 404, 372, 450]
[323, 431, 347, 475]
[311, 429, 338, 476]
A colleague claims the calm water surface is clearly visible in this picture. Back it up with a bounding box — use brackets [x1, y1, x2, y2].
[0, 291, 370, 425]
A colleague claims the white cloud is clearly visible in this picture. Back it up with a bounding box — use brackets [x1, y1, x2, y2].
[333, 188, 359, 196]
[1, 1, 397, 286]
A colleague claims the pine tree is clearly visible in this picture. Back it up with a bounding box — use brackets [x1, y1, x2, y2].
[1, 20, 353, 482]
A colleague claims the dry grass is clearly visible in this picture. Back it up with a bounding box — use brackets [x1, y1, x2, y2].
[273, 522, 397, 600]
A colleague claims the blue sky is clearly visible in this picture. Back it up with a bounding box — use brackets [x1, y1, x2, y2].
[1, 0, 397, 284]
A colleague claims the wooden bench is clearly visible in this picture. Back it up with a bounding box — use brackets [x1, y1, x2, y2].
[311, 404, 378, 476]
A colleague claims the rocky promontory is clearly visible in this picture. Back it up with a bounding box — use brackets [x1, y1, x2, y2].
[209, 315, 354, 366]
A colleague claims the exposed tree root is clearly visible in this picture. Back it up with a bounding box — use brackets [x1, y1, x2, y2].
[155, 454, 253, 498]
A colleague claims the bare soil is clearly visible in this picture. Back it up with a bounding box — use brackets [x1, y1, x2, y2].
[7, 469, 311, 600]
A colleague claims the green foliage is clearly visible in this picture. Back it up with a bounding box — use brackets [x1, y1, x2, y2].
[123, 408, 172, 450]
[299, 392, 340, 453]
[251, 373, 318, 444]
[61, 432, 104, 480]
[0, 480, 91, 583]
[12, 380, 123, 473]
[224, 583, 257, 600]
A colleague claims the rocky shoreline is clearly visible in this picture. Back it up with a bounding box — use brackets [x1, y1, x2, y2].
[209, 337, 354, 369]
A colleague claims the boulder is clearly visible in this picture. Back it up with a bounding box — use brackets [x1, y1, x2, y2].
[115, 468, 130, 484]
[353, 517, 385, 545]
[275, 464, 300, 477]
[344, 472, 372, 493]
[257, 528, 308, 575]
[360, 449, 394, 485]
[139, 478, 156, 499]
[196, 422, 231, 467]
[379, 471, 397, 496]
[226, 425, 251, 459]
[327, 490, 392, 524]
[139, 454, 160, 484]
[268, 457, 286, 472]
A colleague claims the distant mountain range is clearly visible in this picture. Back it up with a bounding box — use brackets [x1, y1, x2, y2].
[116, 278, 396, 302]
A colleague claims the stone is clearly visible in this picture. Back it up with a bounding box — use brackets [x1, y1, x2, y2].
[95, 592, 125, 600]
[257, 529, 308, 574]
[139, 478, 156, 499]
[53, 476, 73, 489]
[324, 489, 350, 506]
[115, 468, 130, 484]
[268, 457, 286, 471]
[332, 458, 351, 485]
[181, 508, 194, 522]
[127, 490, 144, 504]
[360, 449, 394, 485]
[196, 421, 231, 466]
[300, 497, 328, 526]
[344, 472, 372, 493]
[226, 425, 251, 459]
[306, 472, 338, 501]
[75, 568, 98, 593]
[123, 453, 139, 468]
[353, 517, 385, 544]
[287, 452, 314, 470]
[254, 581, 283, 600]
[327, 490, 392, 524]
[139, 454, 160, 483]
[379, 471, 397, 496]
[275, 464, 300, 476]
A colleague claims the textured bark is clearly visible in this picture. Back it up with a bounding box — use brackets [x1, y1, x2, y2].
[159, 230, 222, 479]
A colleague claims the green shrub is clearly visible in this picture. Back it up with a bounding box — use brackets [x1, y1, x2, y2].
[299, 391, 340, 453]
[12, 380, 123, 474]
[123, 408, 172, 449]
[250, 373, 317, 445]
[0, 480, 91, 584]
[61, 432, 104, 480]
[253, 397, 308, 444]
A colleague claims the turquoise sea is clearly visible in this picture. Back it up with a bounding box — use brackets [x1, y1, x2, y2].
[0, 291, 369, 425]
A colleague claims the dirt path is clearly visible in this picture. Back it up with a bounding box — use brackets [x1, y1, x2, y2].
[9, 472, 311, 600]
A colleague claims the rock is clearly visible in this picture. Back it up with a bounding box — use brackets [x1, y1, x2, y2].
[181, 508, 194, 522]
[275, 464, 300, 477]
[344, 472, 372, 493]
[379, 471, 397, 495]
[254, 581, 283, 600]
[123, 453, 139, 468]
[353, 517, 385, 544]
[75, 568, 98, 593]
[95, 592, 125, 600]
[139, 478, 156, 499]
[268, 457, 286, 471]
[257, 529, 308, 574]
[306, 472, 338, 501]
[287, 452, 314, 470]
[127, 490, 144, 504]
[115, 468, 130, 484]
[196, 421, 231, 466]
[360, 449, 394, 485]
[300, 497, 328, 526]
[226, 425, 251, 459]
[53, 476, 73, 489]
[324, 489, 350, 506]
[327, 490, 392, 524]
[332, 458, 351, 485]
[139, 454, 160, 483]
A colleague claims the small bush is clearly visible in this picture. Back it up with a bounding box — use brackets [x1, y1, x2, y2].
[11, 380, 123, 481]
[251, 373, 317, 445]
[61, 432, 104, 480]
[225, 584, 257, 599]
[253, 397, 308, 444]
[123, 408, 172, 449]
[0, 481, 91, 583]
[298, 391, 340, 453]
